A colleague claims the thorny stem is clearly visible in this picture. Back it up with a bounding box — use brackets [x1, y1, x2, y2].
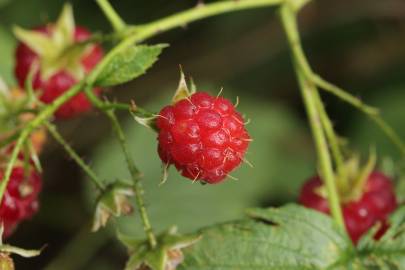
[45, 121, 106, 191]
[313, 91, 348, 190]
[280, 2, 346, 230]
[84, 87, 157, 249]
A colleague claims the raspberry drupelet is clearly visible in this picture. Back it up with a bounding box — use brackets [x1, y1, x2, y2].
[0, 166, 42, 238]
[156, 92, 251, 184]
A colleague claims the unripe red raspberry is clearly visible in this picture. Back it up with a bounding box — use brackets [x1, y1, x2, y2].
[299, 171, 398, 244]
[156, 92, 250, 184]
[0, 166, 42, 238]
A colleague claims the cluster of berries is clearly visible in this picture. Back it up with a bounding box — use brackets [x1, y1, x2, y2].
[0, 5, 103, 238]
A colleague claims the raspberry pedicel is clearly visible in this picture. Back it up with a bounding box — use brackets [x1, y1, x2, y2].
[157, 92, 251, 184]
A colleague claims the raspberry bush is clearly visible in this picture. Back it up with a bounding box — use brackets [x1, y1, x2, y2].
[0, 0, 405, 269]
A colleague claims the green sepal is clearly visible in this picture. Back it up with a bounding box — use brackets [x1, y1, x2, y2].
[53, 3, 75, 49]
[316, 150, 377, 202]
[0, 225, 42, 259]
[171, 68, 196, 104]
[131, 113, 158, 132]
[0, 245, 42, 258]
[13, 26, 56, 57]
[13, 4, 90, 81]
[92, 182, 134, 232]
[119, 227, 201, 270]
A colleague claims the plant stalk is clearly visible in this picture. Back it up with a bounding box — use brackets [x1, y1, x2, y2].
[280, 3, 345, 230]
[45, 121, 106, 191]
[96, 0, 126, 31]
[84, 88, 157, 249]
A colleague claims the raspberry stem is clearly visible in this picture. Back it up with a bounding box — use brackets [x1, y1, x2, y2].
[313, 76, 405, 156]
[45, 121, 106, 191]
[313, 91, 349, 191]
[96, 0, 126, 32]
[84, 86, 158, 249]
[279, 3, 346, 230]
[0, 82, 85, 204]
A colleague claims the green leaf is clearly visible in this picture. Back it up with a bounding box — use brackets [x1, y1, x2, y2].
[180, 205, 405, 270]
[180, 204, 353, 270]
[95, 44, 167, 87]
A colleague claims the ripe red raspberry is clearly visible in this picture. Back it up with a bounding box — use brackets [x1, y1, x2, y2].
[14, 22, 103, 119]
[156, 92, 250, 184]
[0, 166, 42, 238]
[299, 171, 398, 244]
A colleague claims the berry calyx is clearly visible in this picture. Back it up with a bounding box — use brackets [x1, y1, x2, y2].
[13, 4, 103, 119]
[0, 165, 42, 238]
[157, 92, 250, 184]
[299, 171, 398, 244]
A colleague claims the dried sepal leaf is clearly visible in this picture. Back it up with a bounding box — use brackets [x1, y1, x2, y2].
[121, 227, 201, 270]
[92, 182, 134, 232]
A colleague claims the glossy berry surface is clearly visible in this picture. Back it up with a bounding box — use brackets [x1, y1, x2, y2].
[0, 166, 42, 238]
[15, 26, 103, 119]
[299, 171, 398, 244]
[157, 92, 250, 184]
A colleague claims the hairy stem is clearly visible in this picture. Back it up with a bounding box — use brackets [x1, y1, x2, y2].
[313, 91, 348, 190]
[85, 88, 157, 248]
[45, 121, 106, 191]
[0, 82, 84, 202]
[280, 3, 345, 230]
[312, 75, 379, 116]
[96, 0, 126, 31]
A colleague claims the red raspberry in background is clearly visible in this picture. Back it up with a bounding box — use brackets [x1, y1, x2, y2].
[14, 6, 104, 119]
[157, 92, 250, 184]
[299, 171, 398, 244]
[0, 166, 42, 238]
